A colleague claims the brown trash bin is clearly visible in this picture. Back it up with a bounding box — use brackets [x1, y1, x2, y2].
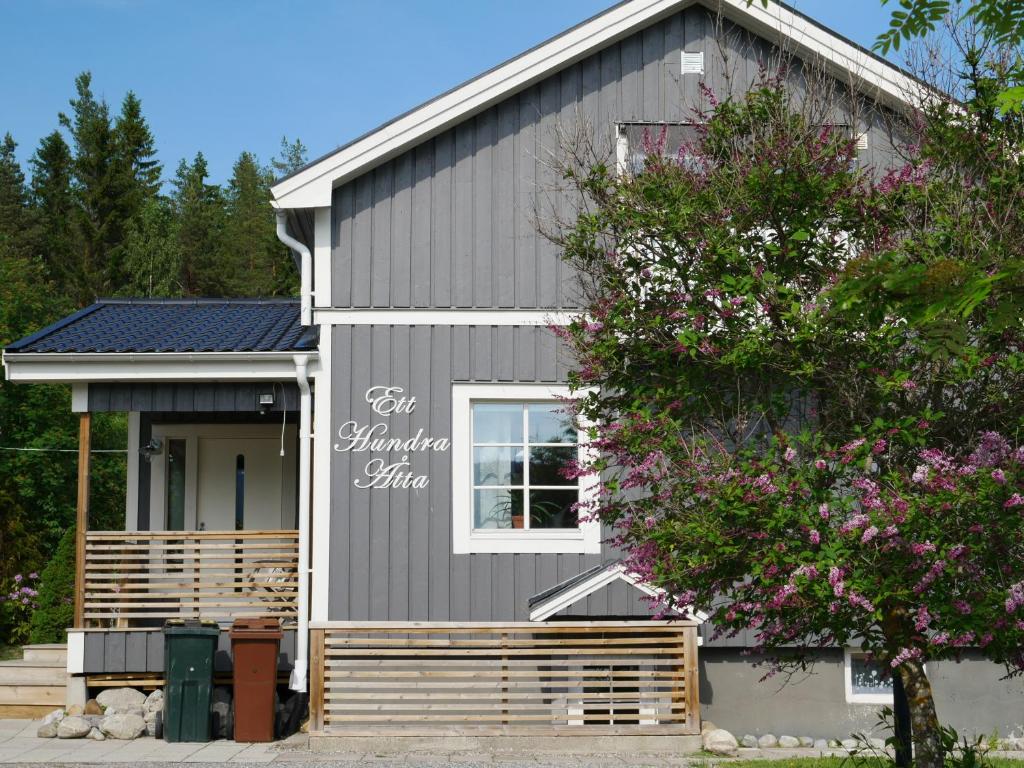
[229, 618, 283, 742]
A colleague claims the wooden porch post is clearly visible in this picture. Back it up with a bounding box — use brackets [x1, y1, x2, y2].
[73, 412, 91, 629]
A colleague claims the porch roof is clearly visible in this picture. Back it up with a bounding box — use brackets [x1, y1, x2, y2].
[5, 298, 317, 354]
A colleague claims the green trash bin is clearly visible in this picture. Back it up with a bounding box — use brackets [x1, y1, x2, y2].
[163, 618, 220, 742]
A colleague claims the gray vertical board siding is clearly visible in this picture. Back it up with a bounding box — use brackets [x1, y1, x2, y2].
[88, 383, 300, 413]
[81, 630, 297, 675]
[329, 6, 906, 309]
[329, 324, 664, 622]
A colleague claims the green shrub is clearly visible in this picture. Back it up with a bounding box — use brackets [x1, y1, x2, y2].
[28, 527, 76, 644]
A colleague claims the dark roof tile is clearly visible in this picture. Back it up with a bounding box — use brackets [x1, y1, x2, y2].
[5, 299, 317, 354]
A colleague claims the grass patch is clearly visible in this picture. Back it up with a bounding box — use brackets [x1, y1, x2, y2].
[714, 760, 1024, 768]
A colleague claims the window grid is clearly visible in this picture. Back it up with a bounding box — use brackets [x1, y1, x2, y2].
[471, 402, 578, 531]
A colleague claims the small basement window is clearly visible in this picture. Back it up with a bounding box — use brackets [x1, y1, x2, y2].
[844, 649, 894, 704]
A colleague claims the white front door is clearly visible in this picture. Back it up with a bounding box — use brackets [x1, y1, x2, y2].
[149, 424, 297, 531]
[197, 437, 289, 531]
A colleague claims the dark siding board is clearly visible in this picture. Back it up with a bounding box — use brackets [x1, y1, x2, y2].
[535, 75, 561, 310]
[351, 175, 373, 308]
[470, 555, 492, 620]
[473, 110, 495, 308]
[147, 632, 163, 672]
[411, 145, 433, 308]
[137, 414, 152, 530]
[368, 326, 391, 620]
[391, 153, 413, 308]
[334, 185, 354, 307]
[88, 383, 299, 414]
[515, 86, 539, 309]
[388, 326, 411, 620]
[453, 123, 475, 308]
[495, 100, 517, 308]
[408, 325, 432, 619]
[84, 635, 104, 674]
[496, 327, 515, 382]
[329, 327, 353, 621]
[371, 167, 393, 308]
[125, 632, 147, 671]
[104, 632, 126, 674]
[432, 134, 454, 308]
[428, 327, 452, 619]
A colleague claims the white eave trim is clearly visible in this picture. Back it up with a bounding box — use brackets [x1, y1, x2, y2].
[271, 0, 926, 209]
[2, 351, 319, 384]
[314, 309, 579, 326]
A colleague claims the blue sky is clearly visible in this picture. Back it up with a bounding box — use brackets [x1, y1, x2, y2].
[2, 0, 895, 184]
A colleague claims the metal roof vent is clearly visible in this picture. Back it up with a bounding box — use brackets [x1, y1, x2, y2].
[681, 51, 704, 75]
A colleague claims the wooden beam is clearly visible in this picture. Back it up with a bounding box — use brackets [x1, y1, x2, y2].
[73, 411, 91, 629]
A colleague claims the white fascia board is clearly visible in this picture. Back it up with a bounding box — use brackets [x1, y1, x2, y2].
[2, 351, 318, 384]
[271, 0, 924, 210]
[314, 309, 579, 326]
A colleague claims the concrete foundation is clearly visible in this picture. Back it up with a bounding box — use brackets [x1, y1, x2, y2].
[308, 734, 703, 755]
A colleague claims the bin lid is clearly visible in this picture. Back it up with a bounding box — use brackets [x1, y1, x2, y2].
[229, 617, 283, 640]
[163, 618, 221, 637]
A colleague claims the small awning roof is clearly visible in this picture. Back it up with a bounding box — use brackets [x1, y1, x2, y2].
[5, 298, 317, 354]
[528, 560, 704, 622]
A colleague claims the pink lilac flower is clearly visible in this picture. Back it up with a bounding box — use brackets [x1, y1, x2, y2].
[861, 526, 879, 544]
[991, 469, 1007, 485]
[809, 529, 821, 545]
[839, 514, 870, 535]
[814, 459, 826, 470]
[914, 606, 932, 631]
[872, 439, 887, 455]
[1004, 493, 1024, 509]
[900, 380, 918, 391]
[969, 431, 1010, 467]
[847, 593, 874, 612]
[819, 503, 830, 520]
[930, 632, 950, 646]
[1006, 582, 1024, 613]
[953, 600, 972, 615]
[913, 560, 947, 594]
[911, 541, 937, 556]
[783, 447, 797, 463]
[28, 572, 37, 580]
[951, 632, 975, 648]
[912, 465, 930, 484]
[828, 567, 845, 597]
[890, 647, 924, 668]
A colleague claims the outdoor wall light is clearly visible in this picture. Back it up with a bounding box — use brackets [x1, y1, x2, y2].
[139, 437, 163, 462]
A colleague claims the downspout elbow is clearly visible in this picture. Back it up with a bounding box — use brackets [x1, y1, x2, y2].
[275, 210, 312, 326]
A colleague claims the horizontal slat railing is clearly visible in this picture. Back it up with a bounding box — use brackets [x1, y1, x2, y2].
[83, 530, 298, 627]
[310, 621, 699, 736]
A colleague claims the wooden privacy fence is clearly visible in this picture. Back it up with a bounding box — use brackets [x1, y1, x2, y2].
[82, 530, 299, 627]
[310, 621, 699, 736]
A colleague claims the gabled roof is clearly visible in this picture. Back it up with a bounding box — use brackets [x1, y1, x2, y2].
[528, 560, 703, 622]
[5, 299, 317, 354]
[271, 0, 926, 209]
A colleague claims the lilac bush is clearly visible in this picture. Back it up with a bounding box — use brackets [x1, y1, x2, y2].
[0, 571, 41, 646]
[555, 78, 1024, 768]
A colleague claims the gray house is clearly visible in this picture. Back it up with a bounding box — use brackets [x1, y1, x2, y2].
[4, 0, 1022, 741]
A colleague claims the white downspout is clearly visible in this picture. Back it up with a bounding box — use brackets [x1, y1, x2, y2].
[275, 210, 312, 326]
[289, 354, 312, 692]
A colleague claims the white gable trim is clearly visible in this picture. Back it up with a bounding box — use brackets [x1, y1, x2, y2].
[272, 0, 925, 209]
[529, 563, 703, 622]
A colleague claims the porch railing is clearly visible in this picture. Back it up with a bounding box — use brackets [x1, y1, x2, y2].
[82, 530, 299, 628]
[309, 621, 700, 736]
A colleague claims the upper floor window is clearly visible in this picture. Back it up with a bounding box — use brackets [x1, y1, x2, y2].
[452, 384, 600, 554]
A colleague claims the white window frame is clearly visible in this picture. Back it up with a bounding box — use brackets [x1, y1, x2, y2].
[844, 648, 895, 705]
[452, 383, 600, 554]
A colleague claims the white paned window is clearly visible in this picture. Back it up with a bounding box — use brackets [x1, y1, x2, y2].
[452, 384, 600, 554]
[844, 649, 895, 704]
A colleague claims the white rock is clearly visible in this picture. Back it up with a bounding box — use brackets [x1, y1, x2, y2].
[813, 739, 830, 751]
[841, 738, 860, 750]
[758, 733, 779, 749]
[741, 734, 759, 748]
[41, 709, 64, 725]
[57, 716, 91, 739]
[86, 727, 105, 741]
[144, 689, 163, 713]
[779, 735, 801, 748]
[701, 720, 718, 735]
[870, 738, 887, 749]
[799, 736, 815, 747]
[100, 713, 146, 740]
[828, 739, 843, 748]
[96, 688, 146, 712]
[36, 722, 58, 739]
[703, 728, 739, 756]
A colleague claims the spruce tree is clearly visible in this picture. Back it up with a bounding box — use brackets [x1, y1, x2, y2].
[59, 71, 124, 304]
[270, 135, 308, 178]
[0, 133, 29, 257]
[171, 152, 225, 295]
[29, 131, 76, 292]
[224, 151, 297, 296]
